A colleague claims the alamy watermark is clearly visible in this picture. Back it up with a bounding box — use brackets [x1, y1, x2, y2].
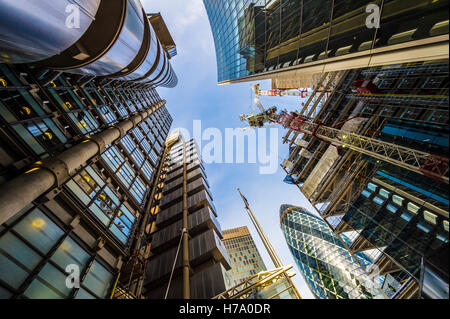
[366, 4, 381, 29]
[65, 4, 81, 29]
[65, 264, 80, 289]
[174, 120, 279, 175]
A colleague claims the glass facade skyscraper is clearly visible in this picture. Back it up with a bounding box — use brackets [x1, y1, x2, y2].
[281, 60, 449, 298]
[222, 226, 267, 288]
[280, 204, 385, 299]
[203, 0, 448, 85]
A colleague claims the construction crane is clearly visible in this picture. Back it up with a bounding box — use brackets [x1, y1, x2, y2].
[240, 87, 449, 184]
[251, 83, 313, 98]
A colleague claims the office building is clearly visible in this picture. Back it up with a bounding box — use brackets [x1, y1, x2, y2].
[142, 131, 231, 299]
[280, 205, 385, 299]
[222, 226, 267, 288]
[0, 1, 180, 299]
[203, 0, 448, 86]
[216, 192, 301, 300]
[281, 60, 449, 298]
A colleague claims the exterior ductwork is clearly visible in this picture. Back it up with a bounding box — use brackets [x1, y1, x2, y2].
[0, 0, 177, 88]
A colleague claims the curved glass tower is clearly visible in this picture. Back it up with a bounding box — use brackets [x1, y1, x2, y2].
[280, 204, 384, 299]
[203, 0, 448, 85]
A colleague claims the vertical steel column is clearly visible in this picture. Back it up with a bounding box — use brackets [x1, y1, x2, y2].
[238, 189, 282, 268]
[133, 145, 171, 298]
[237, 189, 302, 299]
[182, 141, 190, 299]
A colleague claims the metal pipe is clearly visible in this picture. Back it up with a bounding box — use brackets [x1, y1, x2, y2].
[0, 100, 166, 226]
[0, 0, 177, 88]
[110, 272, 121, 299]
[0, 0, 100, 64]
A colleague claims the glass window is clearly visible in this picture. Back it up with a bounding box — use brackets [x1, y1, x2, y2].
[66, 180, 91, 205]
[82, 260, 113, 298]
[361, 190, 371, 198]
[379, 189, 390, 199]
[24, 263, 72, 299]
[423, 211, 437, 225]
[401, 212, 413, 222]
[407, 202, 420, 214]
[386, 204, 398, 214]
[392, 195, 404, 206]
[417, 222, 431, 234]
[0, 232, 42, 289]
[367, 183, 377, 192]
[373, 196, 385, 206]
[13, 208, 64, 254]
[75, 288, 96, 299]
[51, 237, 90, 271]
[0, 286, 12, 299]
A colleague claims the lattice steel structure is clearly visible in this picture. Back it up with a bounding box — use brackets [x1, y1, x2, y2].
[213, 265, 298, 299]
[281, 60, 449, 299]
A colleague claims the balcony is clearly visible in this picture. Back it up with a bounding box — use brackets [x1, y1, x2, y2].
[187, 176, 210, 196]
[187, 167, 208, 184]
[162, 176, 183, 194]
[144, 229, 231, 288]
[166, 166, 183, 182]
[156, 189, 217, 228]
[151, 206, 223, 254]
[187, 158, 204, 171]
[168, 161, 183, 173]
[188, 189, 217, 216]
[144, 262, 229, 299]
[159, 187, 183, 209]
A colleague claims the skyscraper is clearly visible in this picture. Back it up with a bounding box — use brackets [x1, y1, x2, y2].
[222, 226, 267, 288]
[142, 131, 231, 299]
[215, 191, 301, 300]
[280, 204, 385, 299]
[203, 0, 448, 86]
[0, 1, 180, 299]
[281, 60, 449, 298]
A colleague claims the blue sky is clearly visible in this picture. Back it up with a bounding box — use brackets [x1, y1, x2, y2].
[142, 0, 317, 299]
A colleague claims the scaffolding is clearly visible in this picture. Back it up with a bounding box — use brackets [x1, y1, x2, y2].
[213, 266, 298, 299]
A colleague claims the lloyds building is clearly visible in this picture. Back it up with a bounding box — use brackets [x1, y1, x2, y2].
[0, 0, 181, 299]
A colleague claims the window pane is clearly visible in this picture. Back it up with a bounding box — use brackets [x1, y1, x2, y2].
[392, 195, 404, 206]
[379, 189, 390, 198]
[24, 263, 71, 299]
[51, 237, 90, 271]
[373, 196, 385, 205]
[75, 288, 96, 299]
[13, 209, 64, 254]
[407, 202, 420, 214]
[66, 180, 91, 204]
[82, 260, 113, 298]
[0, 286, 12, 299]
